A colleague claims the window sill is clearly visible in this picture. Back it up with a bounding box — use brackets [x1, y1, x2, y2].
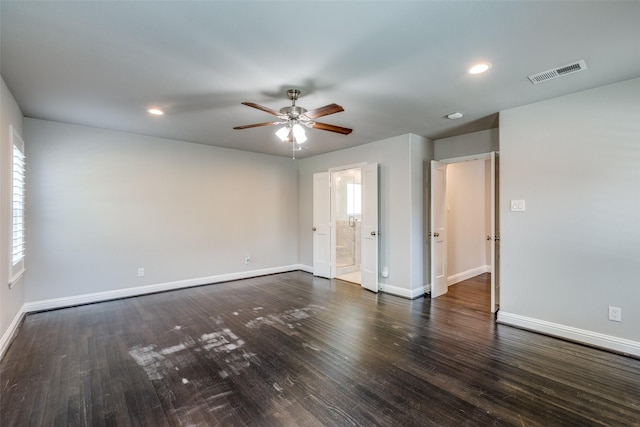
[8, 268, 26, 289]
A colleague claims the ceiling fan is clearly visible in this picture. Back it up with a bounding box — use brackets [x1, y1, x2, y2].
[233, 89, 352, 156]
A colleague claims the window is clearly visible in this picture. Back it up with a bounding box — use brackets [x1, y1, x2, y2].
[9, 126, 25, 285]
[346, 182, 361, 216]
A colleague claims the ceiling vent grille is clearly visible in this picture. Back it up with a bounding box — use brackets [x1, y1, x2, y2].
[527, 60, 588, 84]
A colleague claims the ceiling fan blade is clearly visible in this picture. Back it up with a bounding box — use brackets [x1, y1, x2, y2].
[310, 121, 353, 135]
[301, 103, 344, 120]
[233, 121, 281, 130]
[241, 102, 283, 117]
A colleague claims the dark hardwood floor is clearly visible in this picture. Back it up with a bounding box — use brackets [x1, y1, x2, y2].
[1, 272, 639, 426]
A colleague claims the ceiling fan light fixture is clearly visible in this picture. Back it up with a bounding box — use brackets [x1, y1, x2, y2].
[292, 123, 307, 143]
[275, 126, 290, 141]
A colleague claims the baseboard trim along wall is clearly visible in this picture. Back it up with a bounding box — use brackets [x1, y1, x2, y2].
[497, 311, 640, 358]
[23, 265, 305, 314]
[379, 283, 427, 299]
[0, 305, 26, 360]
[299, 265, 428, 299]
[448, 265, 490, 287]
[0, 306, 26, 360]
[298, 264, 313, 274]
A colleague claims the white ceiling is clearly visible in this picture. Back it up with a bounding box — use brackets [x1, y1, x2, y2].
[1, 1, 639, 158]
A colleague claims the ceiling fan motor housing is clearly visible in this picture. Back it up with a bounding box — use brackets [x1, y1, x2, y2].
[279, 105, 307, 119]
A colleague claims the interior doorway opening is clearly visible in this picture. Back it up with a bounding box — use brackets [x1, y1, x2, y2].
[313, 162, 378, 292]
[446, 159, 492, 286]
[333, 167, 362, 284]
[430, 152, 500, 312]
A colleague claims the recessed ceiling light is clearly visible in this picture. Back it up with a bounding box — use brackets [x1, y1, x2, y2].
[148, 108, 164, 116]
[447, 112, 464, 120]
[468, 62, 491, 75]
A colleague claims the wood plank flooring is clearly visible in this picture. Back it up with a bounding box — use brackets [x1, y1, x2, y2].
[1, 272, 639, 426]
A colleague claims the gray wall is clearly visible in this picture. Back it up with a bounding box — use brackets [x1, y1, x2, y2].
[24, 119, 299, 302]
[0, 76, 25, 350]
[499, 77, 640, 343]
[298, 134, 431, 296]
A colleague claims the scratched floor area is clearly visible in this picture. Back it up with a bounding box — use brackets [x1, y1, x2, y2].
[1, 271, 639, 426]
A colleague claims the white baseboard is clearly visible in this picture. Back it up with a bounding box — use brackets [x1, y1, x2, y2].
[448, 265, 489, 286]
[23, 265, 305, 314]
[296, 265, 428, 299]
[497, 311, 640, 358]
[379, 282, 427, 299]
[0, 305, 26, 360]
[298, 264, 313, 274]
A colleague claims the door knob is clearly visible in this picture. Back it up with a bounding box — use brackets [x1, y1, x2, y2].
[487, 235, 492, 241]
[433, 232, 440, 237]
[312, 227, 317, 231]
[371, 231, 377, 236]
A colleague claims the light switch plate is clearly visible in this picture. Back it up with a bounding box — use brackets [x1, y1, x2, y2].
[511, 200, 526, 212]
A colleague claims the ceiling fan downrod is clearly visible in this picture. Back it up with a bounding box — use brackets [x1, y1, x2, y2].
[280, 89, 306, 119]
[287, 89, 301, 104]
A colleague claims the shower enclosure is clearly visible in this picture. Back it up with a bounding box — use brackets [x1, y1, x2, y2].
[333, 168, 362, 279]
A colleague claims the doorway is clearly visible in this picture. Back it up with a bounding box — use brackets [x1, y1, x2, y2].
[313, 163, 379, 292]
[446, 159, 491, 286]
[333, 168, 362, 284]
[430, 152, 500, 312]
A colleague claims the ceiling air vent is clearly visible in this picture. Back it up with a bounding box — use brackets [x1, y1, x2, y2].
[527, 60, 588, 84]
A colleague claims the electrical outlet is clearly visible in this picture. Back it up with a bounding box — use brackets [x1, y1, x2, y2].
[137, 267, 145, 277]
[244, 256, 251, 265]
[608, 306, 622, 322]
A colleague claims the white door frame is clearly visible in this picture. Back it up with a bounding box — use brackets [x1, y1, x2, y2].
[490, 152, 500, 313]
[431, 152, 500, 311]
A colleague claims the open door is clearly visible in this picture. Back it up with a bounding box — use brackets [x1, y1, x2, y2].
[490, 152, 501, 313]
[361, 163, 379, 292]
[313, 172, 331, 278]
[430, 161, 447, 298]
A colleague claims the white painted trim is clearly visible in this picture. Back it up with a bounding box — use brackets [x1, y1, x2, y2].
[379, 282, 427, 299]
[0, 305, 25, 360]
[447, 265, 489, 286]
[497, 311, 640, 358]
[328, 162, 367, 173]
[439, 152, 496, 164]
[298, 264, 314, 274]
[23, 265, 304, 313]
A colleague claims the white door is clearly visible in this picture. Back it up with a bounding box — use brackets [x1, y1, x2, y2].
[490, 152, 501, 313]
[430, 161, 447, 298]
[313, 172, 331, 278]
[361, 163, 379, 293]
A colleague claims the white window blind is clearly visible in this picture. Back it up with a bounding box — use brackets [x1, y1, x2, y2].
[10, 126, 25, 285]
